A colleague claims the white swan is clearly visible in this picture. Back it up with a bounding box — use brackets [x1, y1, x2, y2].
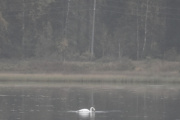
[78, 107, 95, 113]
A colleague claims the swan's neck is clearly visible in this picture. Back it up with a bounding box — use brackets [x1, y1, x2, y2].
[90, 107, 95, 112]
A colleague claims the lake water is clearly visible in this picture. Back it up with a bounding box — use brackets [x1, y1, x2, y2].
[0, 83, 180, 120]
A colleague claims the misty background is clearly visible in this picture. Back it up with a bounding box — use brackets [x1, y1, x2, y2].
[0, 0, 180, 61]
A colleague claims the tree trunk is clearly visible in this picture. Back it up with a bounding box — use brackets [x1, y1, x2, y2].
[91, 0, 96, 59]
[118, 40, 121, 59]
[63, 0, 70, 38]
[136, 0, 140, 60]
[22, 0, 25, 58]
[142, 0, 149, 58]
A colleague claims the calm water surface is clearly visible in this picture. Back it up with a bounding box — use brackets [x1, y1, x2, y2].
[0, 83, 180, 120]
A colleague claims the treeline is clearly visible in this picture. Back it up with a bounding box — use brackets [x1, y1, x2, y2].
[0, 0, 180, 61]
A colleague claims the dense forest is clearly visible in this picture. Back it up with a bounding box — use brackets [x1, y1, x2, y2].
[0, 0, 180, 61]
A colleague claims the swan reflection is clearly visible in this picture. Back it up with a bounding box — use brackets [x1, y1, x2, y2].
[78, 111, 95, 119]
[67, 108, 121, 119]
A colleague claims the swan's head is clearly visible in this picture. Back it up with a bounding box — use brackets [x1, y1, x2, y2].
[90, 107, 95, 112]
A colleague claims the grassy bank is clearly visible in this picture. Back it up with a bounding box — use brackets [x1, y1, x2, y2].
[0, 58, 134, 73]
[0, 59, 180, 83]
[0, 73, 179, 84]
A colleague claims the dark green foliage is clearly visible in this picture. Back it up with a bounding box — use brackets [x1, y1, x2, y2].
[0, 0, 178, 61]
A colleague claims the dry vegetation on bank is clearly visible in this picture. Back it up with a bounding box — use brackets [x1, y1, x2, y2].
[0, 58, 180, 83]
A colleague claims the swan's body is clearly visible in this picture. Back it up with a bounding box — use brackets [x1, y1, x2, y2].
[78, 107, 95, 113]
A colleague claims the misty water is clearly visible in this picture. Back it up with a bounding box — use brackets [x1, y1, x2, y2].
[0, 83, 180, 120]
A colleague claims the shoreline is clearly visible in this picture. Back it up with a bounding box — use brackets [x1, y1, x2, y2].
[0, 72, 179, 84]
[0, 59, 180, 84]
